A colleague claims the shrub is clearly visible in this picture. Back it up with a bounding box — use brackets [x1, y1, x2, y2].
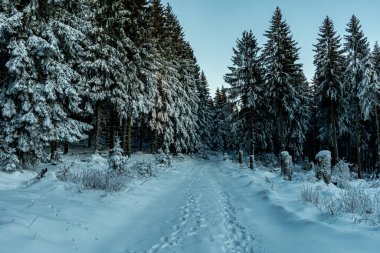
[155, 152, 171, 167]
[56, 167, 127, 192]
[300, 184, 380, 224]
[331, 160, 351, 188]
[131, 161, 156, 178]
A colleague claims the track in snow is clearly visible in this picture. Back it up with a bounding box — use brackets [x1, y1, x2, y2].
[124, 160, 260, 253]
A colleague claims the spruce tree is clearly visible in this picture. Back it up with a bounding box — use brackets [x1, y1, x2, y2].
[147, 2, 201, 153]
[197, 71, 213, 152]
[0, 0, 90, 168]
[343, 15, 372, 177]
[313, 16, 346, 165]
[224, 30, 264, 167]
[212, 87, 230, 152]
[124, 0, 159, 155]
[262, 7, 310, 156]
[356, 43, 380, 172]
[372, 42, 380, 172]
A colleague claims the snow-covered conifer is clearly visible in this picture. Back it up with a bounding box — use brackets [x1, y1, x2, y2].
[108, 136, 125, 172]
[197, 71, 213, 151]
[313, 16, 346, 165]
[343, 15, 372, 177]
[225, 30, 265, 164]
[262, 7, 310, 156]
[0, 1, 90, 167]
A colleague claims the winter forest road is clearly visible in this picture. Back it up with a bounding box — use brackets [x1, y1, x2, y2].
[120, 158, 261, 253]
[114, 158, 378, 253]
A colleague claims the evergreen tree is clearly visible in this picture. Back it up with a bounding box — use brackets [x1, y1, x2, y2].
[0, 0, 90, 168]
[108, 136, 125, 172]
[212, 87, 229, 152]
[224, 30, 264, 166]
[343, 15, 372, 177]
[262, 7, 310, 156]
[313, 16, 346, 165]
[357, 43, 380, 172]
[124, 0, 159, 155]
[147, 2, 201, 153]
[197, 71, 213, 151]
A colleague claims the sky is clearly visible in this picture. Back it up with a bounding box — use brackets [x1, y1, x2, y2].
[162, 0, 380, 95]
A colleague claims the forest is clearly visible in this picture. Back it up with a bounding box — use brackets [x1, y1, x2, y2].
[0, 0, 379, 180]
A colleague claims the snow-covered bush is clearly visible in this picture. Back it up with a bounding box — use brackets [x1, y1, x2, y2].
[81, 169, 126, 192]
[56, 166, 70, 181]
[340, 187, 373, 215]
[299, 185, 322, 206]
[255, 153, 279, 170]
[331, 160, 351, 188]
[300, 185, 380, 224]
[0, 149, 20, 172]
[155, 152, 172, 167]
[131, 161, 156, 178]
[173, 153, 186, 161]
[56, 167, 127, 192]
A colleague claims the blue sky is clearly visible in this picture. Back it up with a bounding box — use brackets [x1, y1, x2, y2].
[162, 0, 380, 95]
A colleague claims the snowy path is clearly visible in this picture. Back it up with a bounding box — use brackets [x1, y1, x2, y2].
[123, 160, 259, 253]
[1, 157, 379, 253]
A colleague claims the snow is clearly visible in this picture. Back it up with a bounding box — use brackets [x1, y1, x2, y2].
[316, 150, 332, 160]
[1, 154, 379, 253]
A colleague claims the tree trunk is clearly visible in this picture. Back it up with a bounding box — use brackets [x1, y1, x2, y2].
[249, 117, 255, 170]
[122, 118, 127, 156]
[278, 105, 286, 152]
[109, 110, 115, 150]
[355, 103, 362, 179]
[127, 117, 132, 157]
[238, 150, 243, 164]
[139, 116, 144, 152]
[50, 141, 57, 162]
[151, 130, 156, 154]
[331, 104, 339, 166]
[63, 142, 69, 155]
[249, 141, 254, 169]
[375, 107, 380, 175]
[94, 101, 102, 153]
[87, 132, 92, 148]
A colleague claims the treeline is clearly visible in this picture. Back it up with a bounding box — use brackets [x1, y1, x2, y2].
[220, 7, 380, 177]
[0, 0, 213, 170]
[1, 2, 379, 177]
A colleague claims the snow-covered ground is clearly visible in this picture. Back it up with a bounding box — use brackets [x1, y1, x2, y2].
[1, 154, 379, 253]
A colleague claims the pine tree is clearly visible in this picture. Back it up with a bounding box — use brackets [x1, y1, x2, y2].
[164, 5, 201, 153]
[147, 2, 201, 154]
[313, 16, 346, 166]
[147, 0, 177, 153]
[262, 7, 310, 156]
[356, 43, 380, 172]
[212, 87, 229, 152]
[124, 0, 159, 155]
[343, 15, 372, 177]
[197, 71, 213, 152]
[108, 136, 125, 172]
[224, 30, 264, 167]
[0, 0, 90, 168]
